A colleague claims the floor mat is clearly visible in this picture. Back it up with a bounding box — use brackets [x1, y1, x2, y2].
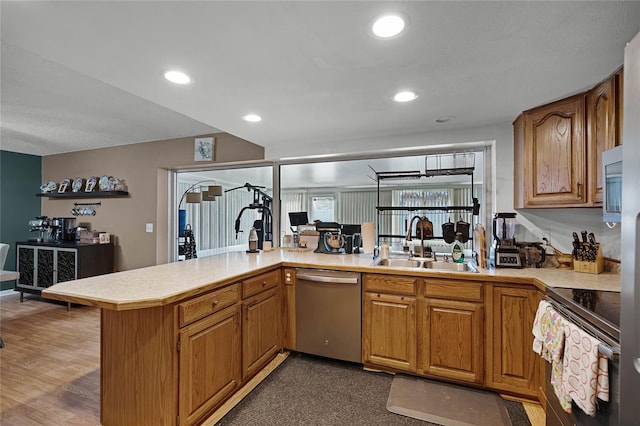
[386, 374, 512, 426]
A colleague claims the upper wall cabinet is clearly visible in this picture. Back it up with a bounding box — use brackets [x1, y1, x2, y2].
[514, 94, 587, 208]
[587, 69, 622, 205]
[514, 68, 623, 209]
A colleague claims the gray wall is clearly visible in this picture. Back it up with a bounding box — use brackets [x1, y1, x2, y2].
[0, 150, 42, 290]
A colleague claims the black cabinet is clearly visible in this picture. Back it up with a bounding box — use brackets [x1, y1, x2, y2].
[16, 241, 114, 302]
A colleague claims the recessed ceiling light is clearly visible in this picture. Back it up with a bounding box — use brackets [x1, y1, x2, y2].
[372, 14, 407, 38]
[435, 115, 456, 123]
[242, 114, 262, 123]
[164, 70, 191, 85]
[393, 91, 419, 103]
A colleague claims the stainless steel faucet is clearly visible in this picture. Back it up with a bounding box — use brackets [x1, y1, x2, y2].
[406, 215, 426, 258]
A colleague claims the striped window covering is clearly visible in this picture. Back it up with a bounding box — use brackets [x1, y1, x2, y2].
[338, 190, 387, 227]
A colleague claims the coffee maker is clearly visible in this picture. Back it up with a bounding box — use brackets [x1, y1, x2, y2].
[51, 217, 77, 242]
[314, 222, 345, 254]
[491, 212, 523, 268]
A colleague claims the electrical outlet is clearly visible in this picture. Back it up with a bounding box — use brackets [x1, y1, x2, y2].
[146, 223, 153, 233]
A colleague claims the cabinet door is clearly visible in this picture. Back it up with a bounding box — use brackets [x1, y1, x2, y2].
[421, 298, 483, 383]
[179, 305, 241, 426]
[55, 249, 77, 283]
[523, 95, 587, 206]
[363, 292, 417, 372]
[242, 287, 280, 380]
[36, 247, 55, 288]
[16, 246, 35, 286]
[588, 74, 620, 205]
[486, 286, 540, 397]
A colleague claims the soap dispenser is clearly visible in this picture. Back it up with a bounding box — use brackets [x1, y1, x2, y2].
[451, 232, 464, 263]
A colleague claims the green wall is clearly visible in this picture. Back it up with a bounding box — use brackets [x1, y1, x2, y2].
[0, 150, 41, 290]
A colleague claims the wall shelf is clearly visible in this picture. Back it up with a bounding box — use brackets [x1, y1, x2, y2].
[36, 191, 129, 198]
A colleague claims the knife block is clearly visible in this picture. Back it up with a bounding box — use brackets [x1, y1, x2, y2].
[573, 243, 604, 274]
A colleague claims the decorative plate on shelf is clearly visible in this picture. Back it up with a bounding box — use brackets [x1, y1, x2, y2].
[72, 177, 84, 192]
[40, 181, 57, 193]
[85, 176, 97, 192]
[99, 175, 112, 191]
[58, 178, 71, 193]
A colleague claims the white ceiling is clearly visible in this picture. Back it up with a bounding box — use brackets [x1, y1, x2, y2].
[2, 1, 640, 159]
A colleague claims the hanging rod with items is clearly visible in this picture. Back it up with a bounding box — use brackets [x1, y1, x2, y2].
[71, 201, 101, 216]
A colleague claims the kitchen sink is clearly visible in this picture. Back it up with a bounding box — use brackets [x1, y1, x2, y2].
[372, 257, 478, 273]
[373, 258, 422, 268]
[422, 260, 478, 273]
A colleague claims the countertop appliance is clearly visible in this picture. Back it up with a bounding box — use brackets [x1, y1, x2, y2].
[314, 221, 344, 254]
[491, 212, 522, 268]
[295, 269, 361, 363]
[28, 216, 51, 242]
[51, 217, 77, 242]
[545, 287, 620, 425]
[620, 29, 640, 426]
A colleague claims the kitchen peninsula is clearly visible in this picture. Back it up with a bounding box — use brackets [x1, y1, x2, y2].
[43, 251, 619, 426]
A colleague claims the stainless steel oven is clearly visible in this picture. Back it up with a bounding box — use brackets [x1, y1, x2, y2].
[545, 287, 620, 426]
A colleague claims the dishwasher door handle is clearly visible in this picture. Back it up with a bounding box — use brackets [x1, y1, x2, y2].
[296, 273, 359, 284]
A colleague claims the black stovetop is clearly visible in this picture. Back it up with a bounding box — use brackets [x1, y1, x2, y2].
[546, 287, 620, 342]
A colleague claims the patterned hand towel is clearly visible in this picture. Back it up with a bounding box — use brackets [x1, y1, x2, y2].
[561, 321, 609, 416]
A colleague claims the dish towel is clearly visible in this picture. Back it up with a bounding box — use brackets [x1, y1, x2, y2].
[532, 300, 552, 355]
[541, 308, 568, 409]
[561, 321, 610, 416]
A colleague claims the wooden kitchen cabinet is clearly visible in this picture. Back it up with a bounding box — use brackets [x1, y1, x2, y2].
[363, 291, 417, 372]
[177, 283, 241, 425]
[363, 274, 417, 372]
[587, 69, 622, 205]
[514, 67, 623, 209]
[242, 285, 281, 380]
[420, 279, 483, 384]
[514, 94, 587, 208]
[485, 284, 541, 398]
[178, 305, 241, 426]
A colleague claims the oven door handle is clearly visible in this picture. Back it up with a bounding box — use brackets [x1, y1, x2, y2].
[599, 343, 619, 361]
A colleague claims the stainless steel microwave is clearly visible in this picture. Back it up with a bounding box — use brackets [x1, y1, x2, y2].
[602, 145, 623, 223]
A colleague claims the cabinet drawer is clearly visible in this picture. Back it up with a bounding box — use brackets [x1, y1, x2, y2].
[363, 274, 417, 295]
[179, 284, 239, 327]
[424, 279, 483, 302]
[242, 269, 280, 299]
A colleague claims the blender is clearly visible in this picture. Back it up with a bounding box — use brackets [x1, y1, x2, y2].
[491, 212, 523, 268]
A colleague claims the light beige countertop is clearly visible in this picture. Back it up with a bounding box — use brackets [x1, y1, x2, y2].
[42, 250, 620, 310]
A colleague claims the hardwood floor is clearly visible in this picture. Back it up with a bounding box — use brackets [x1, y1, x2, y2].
[0, 292, 100, 425]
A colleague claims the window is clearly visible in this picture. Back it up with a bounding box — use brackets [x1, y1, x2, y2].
[311, 195, 336, 222]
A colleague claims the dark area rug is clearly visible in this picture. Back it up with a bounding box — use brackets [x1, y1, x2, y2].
[216, 354, 532, 426]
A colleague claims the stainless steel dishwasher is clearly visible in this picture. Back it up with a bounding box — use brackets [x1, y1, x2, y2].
[295, 268, 362, 363]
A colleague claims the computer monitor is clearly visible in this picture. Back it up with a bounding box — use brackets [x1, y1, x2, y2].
[288, 212, 309, 227]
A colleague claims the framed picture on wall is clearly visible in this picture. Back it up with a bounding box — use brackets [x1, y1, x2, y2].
[194, 137, 214, 161]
